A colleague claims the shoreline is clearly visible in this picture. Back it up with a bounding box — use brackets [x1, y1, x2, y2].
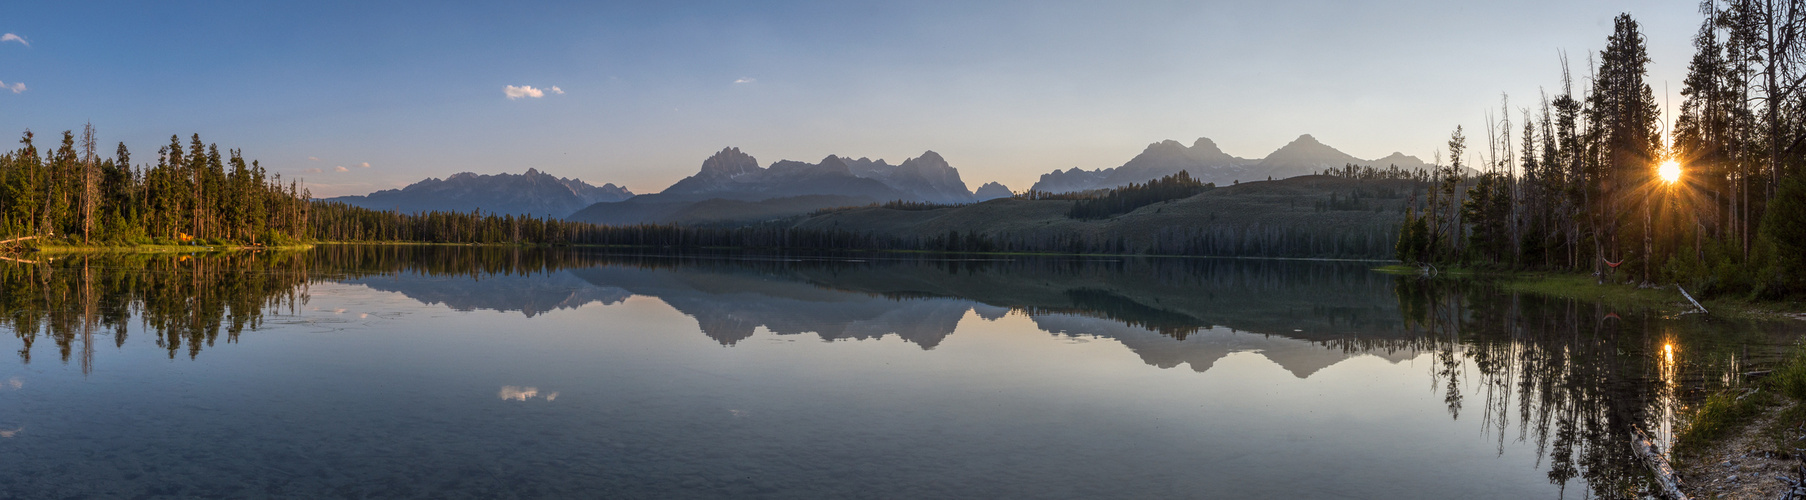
[25, 243, 315, 254]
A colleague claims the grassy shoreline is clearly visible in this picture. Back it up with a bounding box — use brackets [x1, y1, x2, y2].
[27, 243, 315, 254]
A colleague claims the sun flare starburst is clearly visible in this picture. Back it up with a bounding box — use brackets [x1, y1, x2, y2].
[1658, 159, 1682, 184]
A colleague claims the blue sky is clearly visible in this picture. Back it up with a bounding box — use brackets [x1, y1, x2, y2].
[2, 1, 1702, 197]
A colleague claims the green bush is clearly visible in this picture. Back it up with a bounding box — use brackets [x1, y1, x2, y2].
[1772, 343, 1806, 401]
[1676, 390, 1765, 456]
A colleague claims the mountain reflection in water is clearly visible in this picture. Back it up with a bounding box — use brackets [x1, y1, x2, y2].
[0, 245, 1798, 498]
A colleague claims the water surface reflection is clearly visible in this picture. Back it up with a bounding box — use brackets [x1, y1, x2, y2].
[0, 246, 1797, 498]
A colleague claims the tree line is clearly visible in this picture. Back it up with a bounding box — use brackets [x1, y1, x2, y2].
[0, 128, 312, 245]
[1398, 6, 1806, 297]
[1065, 171, 1213, 219]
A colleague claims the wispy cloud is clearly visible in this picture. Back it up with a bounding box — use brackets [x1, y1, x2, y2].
[504, 85, 546, 99]
[734, 77, 756, 84]
[303, 167, 323, 174]
[307, 156, 320, 161]
[550, 86, 564, 95]
[334, 165, 350, 173]
[0, 80, 24, 94]
[499, 385, 559, 402]
[0, 34, 26, 47]
[358, 162, 371, 169]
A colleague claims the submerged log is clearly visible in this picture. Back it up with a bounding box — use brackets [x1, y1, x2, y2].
[1631, 426, 1689, 500]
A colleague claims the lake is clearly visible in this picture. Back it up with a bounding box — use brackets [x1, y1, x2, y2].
[0, 246, 1796, 499]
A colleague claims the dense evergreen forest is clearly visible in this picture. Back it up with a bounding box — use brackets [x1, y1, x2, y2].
[1397, 6, 1806, 298]
[1065, 171, 1213, 219]
[0, 128, 311, 244]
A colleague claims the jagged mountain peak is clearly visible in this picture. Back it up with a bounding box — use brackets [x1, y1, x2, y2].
[1191, 137, 1225, 155]
[908, 150, 947, 164]
[899, 150, 953, 171]
[324, 169, 632, 218]
[699, 147, 761, 177]
[817, 155, 851, 174]
[974, 181, 1012, 200]
[1369, 152, 1428, 168]
[1145, 139, 1187, 154]
[1261, 134, 1360, 162]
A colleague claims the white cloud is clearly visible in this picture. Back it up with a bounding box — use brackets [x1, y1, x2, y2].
[0, 80, 24, 94]
[358, 162, 371, 168]
[499, 385, 558, 402]
[307, 156, 320, 161]
[334, 165, 349, 173]
[1, 34, 26, 47]
[550, 86, 564, 94]
[504, 85, 545, 99]
[734, 77, 755, 84]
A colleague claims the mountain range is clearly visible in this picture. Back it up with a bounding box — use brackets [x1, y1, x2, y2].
[1029, 134, 1427, 193]
[323, 168, 632, 217]
[566, 148, 998, 225]
[327, 134, 1424, 225]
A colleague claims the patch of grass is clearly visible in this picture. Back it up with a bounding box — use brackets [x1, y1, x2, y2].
[1759, 402, 1806, 455]
[1775, 343, 1806, 401]
[1372, 264, 1421, 274]
[1497, 272, 1690, 312]
[1675, 389, 1771, 457]
[1735, 344, 1806, 456]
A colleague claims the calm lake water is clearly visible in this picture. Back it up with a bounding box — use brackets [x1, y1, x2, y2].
[0, 246, 1798, 499]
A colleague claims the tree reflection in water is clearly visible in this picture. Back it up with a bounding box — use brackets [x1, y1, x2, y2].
[0, 251, 313, 365]
[0, 246, 1793, 498]
[1394, 277, 1779, 498]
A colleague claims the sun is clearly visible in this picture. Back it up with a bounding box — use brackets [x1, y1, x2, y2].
[1658, 159, 1682, 184]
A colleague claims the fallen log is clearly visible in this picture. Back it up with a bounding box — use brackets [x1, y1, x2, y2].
[1631, 426, 1688, 499]
[1676, 284, 1708, 314]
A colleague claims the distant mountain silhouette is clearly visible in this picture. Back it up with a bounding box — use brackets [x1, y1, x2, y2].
[1250, 134, 1367, 180]
[324, 168, 631, 218]
[567, 147, 982, 225]
[1369, 152, 1430, 170]
[974, 181, 1013, 200]
[846, 151, 975, 204]
[1032, 138, 1248, 193]
[1028, 135, 1428, 193]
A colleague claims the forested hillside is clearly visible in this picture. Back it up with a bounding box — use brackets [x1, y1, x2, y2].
[791, 172, 1422, 259]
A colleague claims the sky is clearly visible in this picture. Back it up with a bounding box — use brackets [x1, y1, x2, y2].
[1, 1, 1708, 197]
